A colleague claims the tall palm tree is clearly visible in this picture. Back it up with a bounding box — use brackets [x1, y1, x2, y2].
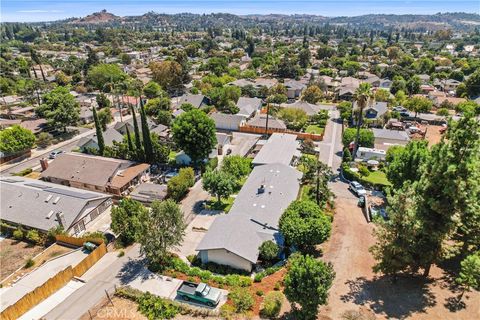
[352, 83, 374, 159]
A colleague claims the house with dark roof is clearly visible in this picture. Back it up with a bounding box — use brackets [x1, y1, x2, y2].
[0, 177, 112, 236]
[196, 163, 302, 271]
[284, 79, 307, 99]
[40, 153, 150, 196]
[171, 94, 209, 109]
[359, 102, 389, 124]
[77, 127, 125, 151]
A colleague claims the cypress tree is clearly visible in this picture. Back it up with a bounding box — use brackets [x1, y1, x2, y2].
[130, 105, 143, 161]
[139, 97, 153, 163]
[92, 107, 105, 156]
[125, 124, 134, 154]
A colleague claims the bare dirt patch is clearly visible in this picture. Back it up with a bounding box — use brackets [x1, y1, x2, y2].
[0, 238, 44, 281]
[81, 296, 146, 320]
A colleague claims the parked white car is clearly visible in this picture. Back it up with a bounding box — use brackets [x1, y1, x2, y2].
[349, 181, 367, 197]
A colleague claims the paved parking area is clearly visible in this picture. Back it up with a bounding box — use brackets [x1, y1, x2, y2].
[128, 266, 228, 311]
[175, 210, 221, 259]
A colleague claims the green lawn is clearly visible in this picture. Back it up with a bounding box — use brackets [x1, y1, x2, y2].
[205, 196, 235, 213]
[362, 170, 392, 186]
[305, 125, 325, 135]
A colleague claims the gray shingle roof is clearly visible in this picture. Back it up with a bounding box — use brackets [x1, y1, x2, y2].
[372, 128, 410, 141]
[196, 163, 302, 263]
[247, 114, 286, 130]
[252, 133, 299, 166]
[0, 177, 111, 232]
[236, 97, 262, 117]
[171, 94, 206, 108]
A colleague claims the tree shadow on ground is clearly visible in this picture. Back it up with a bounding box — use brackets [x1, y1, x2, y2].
[436, 256, 468, 312]
[340, 275, 436, 319]
[116, 257, 151, 285]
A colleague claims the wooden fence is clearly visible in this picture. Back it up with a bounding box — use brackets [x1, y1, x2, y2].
[239, 125, 324, 141]
[0, 239, 107, 320]
[55, 234, 104, 247]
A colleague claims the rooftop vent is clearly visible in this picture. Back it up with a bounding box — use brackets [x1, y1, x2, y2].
[46, 210, 55, 219]
[257, 184, 266, 194]
[45, 194, 53, 203]
[53, 196, 60, 204]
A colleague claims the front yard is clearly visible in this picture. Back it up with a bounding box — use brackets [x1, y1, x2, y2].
[0, 238, 44, 281]
[361, 170, 391, 187]
[305, 124, 325, 135]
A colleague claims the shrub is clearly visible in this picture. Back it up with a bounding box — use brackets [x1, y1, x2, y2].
[258, 240, 280, 262]
[358, 165, 370, 177]
[13, 168, 33, 176]
[342, 128, 374, 148]
[256, 290, 264, 296]
[117, 250, 125, 257]
[24, 258, 35, 268]
[260, 291, 284, 319]
[167, 167, 195, 201]
[254, 272, 265, 282]
[26, 229, 41, 244]
[137, 292, 180, 319]
[46, 226, 66, 244]
[342, 148, 352, 163]
[13, 229, 24, 240]
[220, 304, 236, 319]
[274, 282, 281, 291]
[0, 222, 16, 237]
[229, 288, 254, 313]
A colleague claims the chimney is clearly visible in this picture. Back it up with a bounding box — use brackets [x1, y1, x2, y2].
[56, 212, 66, 229]
[40, 158, 49, 171]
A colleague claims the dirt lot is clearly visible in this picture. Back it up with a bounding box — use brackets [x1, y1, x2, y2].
[83, 296, 146, 320]
[317, 182, 480, 320]
[418, 124, 445, 146]
[0, 238, 44, 281]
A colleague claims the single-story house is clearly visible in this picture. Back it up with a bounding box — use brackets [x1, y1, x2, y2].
[280, 100, 324, 116]
[284, 79, 307, 99]
[40, 153, 150, 196]
[79, 107, 94, 124]
[77, 127, 125, 151]
[252, 133, 300, 166]
[361, 102, 388, 123]
[0, 176, 112, 236]
[246, 114, 287, 131]
[236, 97, 262, 118]
[210, 113, 246, 132]
[171, 94, 209, 109]
[196, 163, 302, 272]
[372, 128, 410, 150]
[114, 116, 157, 135]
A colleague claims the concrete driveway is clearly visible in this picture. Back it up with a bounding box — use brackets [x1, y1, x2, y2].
[175, 210, 222, 260]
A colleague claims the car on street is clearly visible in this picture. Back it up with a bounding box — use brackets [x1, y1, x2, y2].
[49, 150, 64, 159]
[177, 281, 221, 307]
[349, 181, 367, 197]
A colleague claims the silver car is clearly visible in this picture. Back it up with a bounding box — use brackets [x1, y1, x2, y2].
[349, 181, 367, 197]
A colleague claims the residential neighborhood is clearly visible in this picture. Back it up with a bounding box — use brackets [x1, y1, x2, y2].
[0, 3, 479, 320]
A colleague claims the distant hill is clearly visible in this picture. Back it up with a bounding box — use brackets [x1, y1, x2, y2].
[70, 9, 120, 24]
[41, 11, 480, 31]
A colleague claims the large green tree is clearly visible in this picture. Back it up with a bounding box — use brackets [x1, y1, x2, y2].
[202, 169, 236, 203]
[137, 199, 186, 266]
[87, 64, 127, 90]
[284, 254, 335, 320]
[37, 86, 80, 131]
[0, 125, 35, 154]
[110, 198, 147, 245]
[386, 140, 430, 190]
[172, 109, 217, 164]
[279, 200, 331, 251]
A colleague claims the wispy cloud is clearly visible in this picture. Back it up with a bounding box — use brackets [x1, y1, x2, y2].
[17, 10, 63, 13]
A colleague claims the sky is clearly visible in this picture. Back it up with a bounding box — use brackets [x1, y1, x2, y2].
[1, 0, 479, 22]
